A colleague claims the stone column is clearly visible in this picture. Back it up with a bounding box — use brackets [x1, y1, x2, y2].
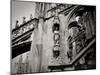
[29, 17, 44, 72]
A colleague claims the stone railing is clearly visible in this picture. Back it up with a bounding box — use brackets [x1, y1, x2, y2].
[12, 18, 39, 41]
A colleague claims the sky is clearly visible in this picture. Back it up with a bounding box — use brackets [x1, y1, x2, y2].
[11, 1, 36, 29]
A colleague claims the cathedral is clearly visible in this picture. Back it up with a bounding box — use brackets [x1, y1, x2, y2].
[11, 1, 96, 74]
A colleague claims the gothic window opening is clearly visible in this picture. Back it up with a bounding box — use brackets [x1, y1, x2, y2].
[52, 23, 60, 33]
[52, 22, 60, 58]
[53, 45, 60, 58]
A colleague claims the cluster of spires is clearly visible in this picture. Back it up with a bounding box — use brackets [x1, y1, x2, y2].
[15, 53, 32, 74]
[15, 14, 33, 29]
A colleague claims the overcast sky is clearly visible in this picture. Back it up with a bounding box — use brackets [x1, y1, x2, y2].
[11, 1, 36, 29]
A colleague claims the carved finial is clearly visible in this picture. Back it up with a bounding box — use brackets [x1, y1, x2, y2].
[55, 7, 59, 17]
[19, 55, 23, 64]
[15, 20, 19, 28]
[53, 9, 60, 24]
[23, 16, 26, 24]
[30, 14, 33, 20]
[17, 55, 23, 73]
